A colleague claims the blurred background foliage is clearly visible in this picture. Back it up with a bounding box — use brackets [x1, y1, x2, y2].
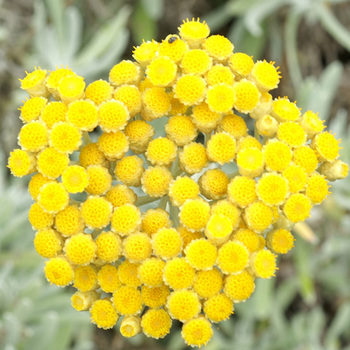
[0, 0, 350, 349]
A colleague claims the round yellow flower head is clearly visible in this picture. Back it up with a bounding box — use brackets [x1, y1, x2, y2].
[44, 256, 74, 287]
[178, 18, 210, 48]
[282, 164, 307, 193]
[306, 173, 329, 204]
[206, 64, 234, 87]
[167, 289, 201, 322]
[55, 204, 84, 237]
[207, 132, 236, 165]
[174, 74, 206, 106]
[38, 182, 69, 214]
[152, 228, 183, 260]
[180, 49, 212, 75]
[199, 168, 229, 200]
[133, 40, 159, 67]
[64, 233, 97, 266]
[109, 60, 141, 86]
[178, 226, 203, 251]
[217, 240, 249, 274]
[293, 145, 319, 174]
[206, 83, 235, 113]
[124, 119, 155, 154]
[138, 257, 165, 287]
[272, 97, 301, 122]
[28, 202, 54, 230]
[266, 228, 295, 254]
[37, 147, 70, 179]
[256, 173, 289, 206]
[115, 155, 144, 187]
[169, 176, 200, 207]
[73, 265, 98, 292]
[67, 100, 98, 132]
[97, 264, 121, 293]
[227, 175, 257, 208]
[113, 85, 142, 117]
[205, 214, 233, 246]
[219, 113, 248, 138]
[141, 208, 172, 236]
[191, 102, 222, 133]
[141, 285, 170, 308]
[18, 121, 48, 152]
[165, 115, 198, 146]
[85, 79, 113, 105]
[71, 291, 99, 311]
[185, 238, 217, 270]
[19, 96, 47, 123]
[237, 147, 264, 178]
[112, 286, 143, 316]
[320, 159, 349, 181]
[80, 195, 113, 229]
[283, 193, 312, 223]
[163, 257, 196, 290]
[146, 56, 178, 87]
[49, 122, 82, 154]
[211, 200, 241, 229]
[105, 184, 137, 208]
[28, 173, 53, 200]
[34, 229, 63, 258]
[96, 231, 122, 263]
[180, 198, 211, 232]
[120, 316, 141, 338]
[98, 100, 130, 133]
[179, 142, 209, 174]
[142, 86, 171, 120]
[158, 34, 188, 62]
[204, 293, 234, 323]
[7, 149, 36, 178]
[40, 101, 67, 129]
[312, 131, 340, 162]
[181, 316, 213, 348]
[224, 270, 255, 302]
[169, 91, 189, 115]
[97, 131, 129, 160]
[233, 228, 260, 253]
[251, 60, 281, 91]
[256, 114, 278, 137]
[300, 110, 325, 138]
[277, 121, 306, 148]
[123, 232, 152, 263]
[118, 260, 141, 287]
[237, 135, 262, 151]
[79, 142, 108, 168]
[250, 249, 277, 279]
[111, 204, 141, 236]
[232, 79, 260, 113]
[228, 52, 254, 77]
[85, 165, 112, 195]
[20, 67, 48, 96]
[46, 66, 75, 98]
[146, 137, 177, 166]
[193, 268, 223, 298]
[203, 34, 234, 62]
[141, 166, 173, 197]
[90, 298, 119, 330]
[263, 139, 292, 172]
[61, 165, 89, 194]
[58, 75, 85, 104]
[244, 201, 273, 233]
[141, 309, 172, 339]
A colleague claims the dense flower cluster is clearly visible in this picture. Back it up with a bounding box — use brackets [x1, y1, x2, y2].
[8, 18, 349, 348]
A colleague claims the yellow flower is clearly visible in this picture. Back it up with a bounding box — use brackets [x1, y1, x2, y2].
[73, 265, 98, 292]
[34, 229, 63, 258]
[180, 49, 212, 75]
[184, 238, 217, 270]
[67, 100, 98, 132]
[206, 83, 235, 113]
[64, 233, 97, 266]
[167, 289, 201, 322]
[169, 176, 200, 207]
[96, 231, 122, 263]
[79, 142, 108, 168]
[180, 198, 211, 232]
[256, 114, 278, 137]
[233, 79, 260, 113]
[206, 64, 235, 86]
[305, 173, 329, 204]
[142, 86, 171, 119]
[146, 56, 178, 87]
[266, 228, 295, 254]
[40, 101, 67, 129]
[204, 293, 234, 323]
[283, 193, 312, 223]
[312, 131, 340, 162]
[300, 110, 325, 138]
[211, 200, 241, 229]
[115, 155, 144, 187]
[46, 66, 75, 98]
[113, 85, 142, 117]
[205, 214, 233, 246]
[141, 166, 173, 197]
[272, 97, 301, 122]
[193, 268, 223, 298]
[112, 286, 143, 315]
[141, 309, 172, 339]
[277, 121, 306, 148]
[141, 285, 170, 308]
[218, 113, 248, 138]
[111, 204, 141, 236]
[319, 159, 349, 181]
[85, 165, 112, 195]
[179, 142, 209, 174]
[20, 67, 48, 96]
[37, 147, 70, 179]
[244, 201, 273, 233]
[237, 147, 264, 178]
[123, 232, 152, 263]
[178, 18, 210, 48]
[174, 74, 207, 106]
[146, 137, 177, 166]
[233, 228, 260, 253]
[203, 34, 234, 62]
[152, 228, 183, 260]
[98, 100, 130, 133]
[178, 226, 203, 251]
[71, 291, 99, 311]
[18, 121, 48, 152]
[282, 164, 307, 193]
[55, 204, 84, 237]
[165, 115, 198, 146]
[109, 60, 141, 86]
[224, 270, 255, 302]
[38, 182, 69, 214]
[217, 240, 249, 274]
[263, 139, 292, 172]
[251, 60, 281, 91]
[138, 257, 165, 287]
[207, 132, 237, 165]
[44, 256, 74, 287]
[256, 173, 289, 206]
[58, 75, 85, 104]
[199, 168, 229, 200]
[28, 173, 52, 200]
[163, 257, 195, 290]
[227, 175, 257, 208]
[97, 264, 121, 293]
[90, 299, 119, 330]
[141, 208, 172, 236]
[19, 96, 47, 123]
[250, 249, 277, 279]
[228, 52, 254, 77]
[118, 260, 141, 287]
[85, 79, 113, 105]
[124, 119, 154, 154]
[28, 202, 54, 230]
[158, 34, 188, 62]
[97, 131, 129, 161]
[62, 165, 89, 194]
[49, 122, 82, 153]
[293, 146, 319, 174]
[133, 40, 159, 67]
[7, 149, 36, 178]
[181, 316, 213, 348]
[120, 315, 141, 338]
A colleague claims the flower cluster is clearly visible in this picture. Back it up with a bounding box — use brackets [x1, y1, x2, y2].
[8, 18, 349, 348]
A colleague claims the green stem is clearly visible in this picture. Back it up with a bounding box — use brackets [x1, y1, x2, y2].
[136, 196, 159, 206]
[158, 195, 169, 210]
[83, 131, 92, 145]
[169, 203, 180, 226]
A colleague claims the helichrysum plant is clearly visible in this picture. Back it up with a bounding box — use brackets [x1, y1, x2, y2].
[7, 18, 349, 348]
